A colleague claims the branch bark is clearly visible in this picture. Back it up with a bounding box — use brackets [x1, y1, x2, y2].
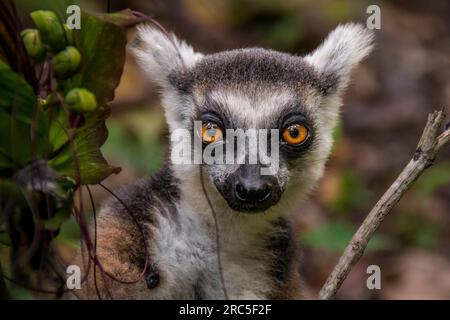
[318, 109, 450, 300]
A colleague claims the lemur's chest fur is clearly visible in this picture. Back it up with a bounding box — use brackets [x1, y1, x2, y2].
[154, 199, 299, 299]
[75, 168, 301, 300]
[152, 201, 274, 299]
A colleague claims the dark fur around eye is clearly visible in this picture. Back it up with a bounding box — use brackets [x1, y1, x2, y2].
[199, 111, 224, 128]
[197, 112, 227, 155]
[196, 95, 234, 130]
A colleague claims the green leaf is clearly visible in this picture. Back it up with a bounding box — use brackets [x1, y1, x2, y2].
[0, 179, 28, 209]
[48, 11, 134, 184]
[0, 60, 48, 167]
[301, 222, 396, 253]
[0, 58, 35, 112]
[55, 216, 81, 249]
[48, 107, 70, 152]
[96, 9, 150, 28]
[48, 107, 120, 184]
[62, 12, 127, 105]
[44, 210, 70, 231]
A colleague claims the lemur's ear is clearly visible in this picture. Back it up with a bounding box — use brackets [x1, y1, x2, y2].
[305, 23, 374, 94]
[131, 25, 203, 88]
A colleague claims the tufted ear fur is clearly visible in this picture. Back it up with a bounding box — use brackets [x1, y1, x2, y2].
[130, 25, 203, 89]
[302, 23, 374, 131]
[130, 25, 204, 130]
[305, 23, 374, 94]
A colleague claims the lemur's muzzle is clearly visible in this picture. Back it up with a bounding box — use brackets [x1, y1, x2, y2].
[225, 164, 281, 213]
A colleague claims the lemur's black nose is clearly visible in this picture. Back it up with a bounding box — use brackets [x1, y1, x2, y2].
[235, 179, 272, 203]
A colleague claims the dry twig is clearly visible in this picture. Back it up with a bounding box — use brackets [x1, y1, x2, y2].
[319, 109, 450, 300]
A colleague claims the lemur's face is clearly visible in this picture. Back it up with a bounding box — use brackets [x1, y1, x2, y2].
[178, 50, 331, 212]
[133, 24, 373, 213]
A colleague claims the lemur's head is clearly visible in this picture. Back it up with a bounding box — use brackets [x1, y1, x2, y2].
[132, 23, 373, 214]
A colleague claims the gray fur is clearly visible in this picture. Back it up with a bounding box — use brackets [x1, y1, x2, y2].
[170, 48, 337, 94]
[71, 23, 374, 300]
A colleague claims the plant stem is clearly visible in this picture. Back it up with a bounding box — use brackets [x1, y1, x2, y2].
[319, 110, 450, 299]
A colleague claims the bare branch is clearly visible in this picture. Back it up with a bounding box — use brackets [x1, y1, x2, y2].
[318, 110, 450, 300]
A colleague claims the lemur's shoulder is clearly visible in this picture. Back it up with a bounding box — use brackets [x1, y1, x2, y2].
[101, 165, 181, 222]
[96, 164, 181, 269]
[68, 167, 181, 299]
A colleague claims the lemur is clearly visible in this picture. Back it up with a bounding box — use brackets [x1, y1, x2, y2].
[69, 23, 373, 299]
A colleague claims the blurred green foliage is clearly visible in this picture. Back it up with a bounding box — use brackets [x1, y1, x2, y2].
[414, 161, 450, 199]
[102, 108, 166, 175]
[0, 2, 139, 298]
[301, 221, 397, 253]
[331, 169, 372, 215]
[393, 212, 441, 249]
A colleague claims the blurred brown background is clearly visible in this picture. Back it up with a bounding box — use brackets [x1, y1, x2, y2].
[15, 0, 450, 299]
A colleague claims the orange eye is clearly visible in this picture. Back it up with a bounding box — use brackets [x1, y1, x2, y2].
[282, 124, 309, 145]
[201, 122, 223, 144]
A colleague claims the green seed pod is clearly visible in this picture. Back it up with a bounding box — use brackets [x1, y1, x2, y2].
[65, 88, 97, 113]
[52, 46, 81, 77]
[37, 97, 47, 107]
[40, 93, 59, 108]
[20, 29, 46, 62]
[63, 24, 74, 46]
[30, 10, 66, 51]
